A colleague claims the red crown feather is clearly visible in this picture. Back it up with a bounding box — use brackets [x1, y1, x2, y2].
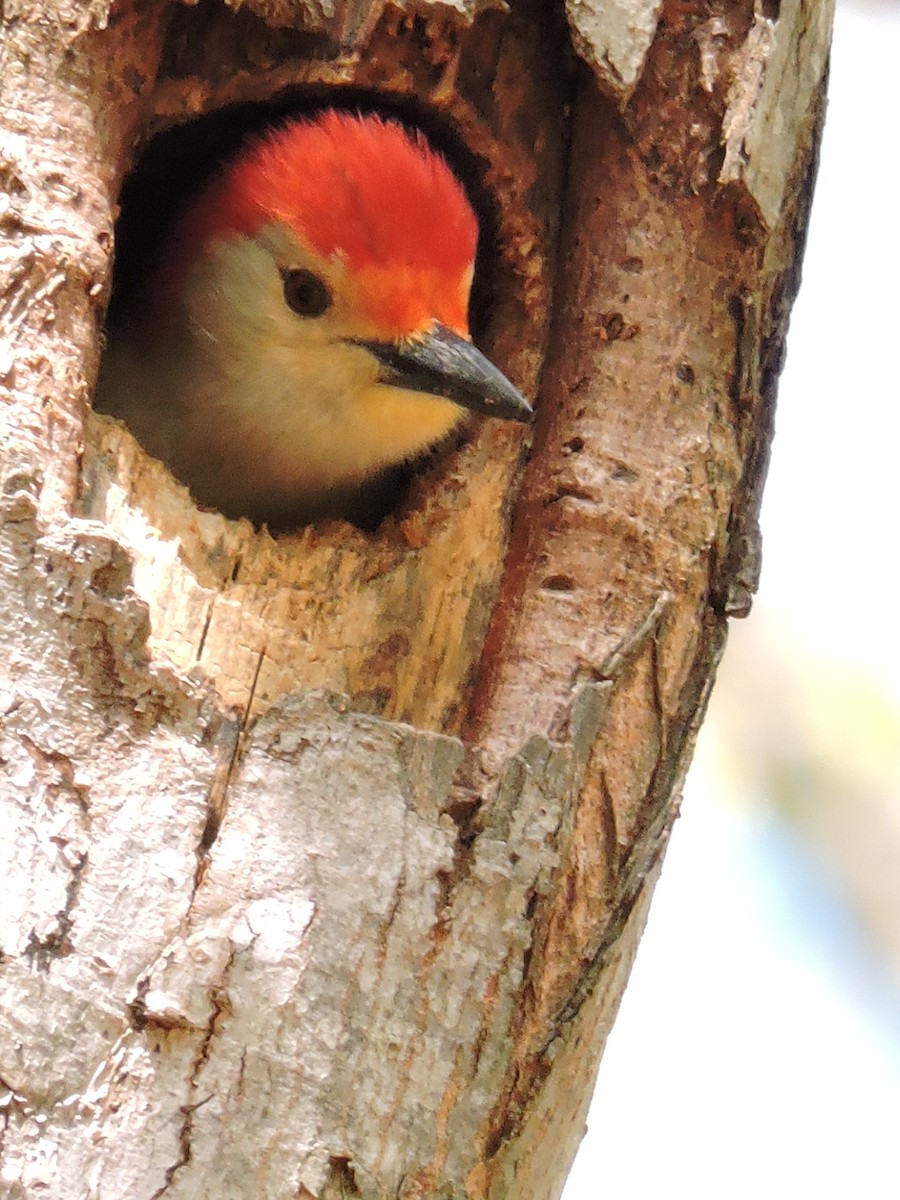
[157, 111, 479, 338]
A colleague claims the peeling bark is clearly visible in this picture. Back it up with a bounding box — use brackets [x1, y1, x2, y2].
[1, 1, 833, 1197]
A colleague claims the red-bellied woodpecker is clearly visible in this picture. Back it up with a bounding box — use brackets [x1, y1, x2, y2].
[96, 110, 532, 525]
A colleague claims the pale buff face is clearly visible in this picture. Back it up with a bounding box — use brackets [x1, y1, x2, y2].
[169, 222, 467, 514]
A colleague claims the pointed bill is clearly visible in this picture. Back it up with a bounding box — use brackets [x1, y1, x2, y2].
[357, 323, 533, 422]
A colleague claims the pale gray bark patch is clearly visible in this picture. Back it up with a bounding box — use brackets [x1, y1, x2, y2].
[564, 0, 835, 230]
[0, 654, 576, 1196]
[720, 0, 836, 228]
[564, 0, 662, 97]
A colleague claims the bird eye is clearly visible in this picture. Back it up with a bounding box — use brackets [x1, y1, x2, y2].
[281, 268, 332, 318]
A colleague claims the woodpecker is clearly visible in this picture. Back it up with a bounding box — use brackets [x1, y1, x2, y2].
[96, 110, 531, 525]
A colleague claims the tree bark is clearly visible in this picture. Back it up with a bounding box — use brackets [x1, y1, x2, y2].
[0, 1, 833, 1197]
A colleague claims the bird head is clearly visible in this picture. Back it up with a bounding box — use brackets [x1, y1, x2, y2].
[103, 111, 531, 522]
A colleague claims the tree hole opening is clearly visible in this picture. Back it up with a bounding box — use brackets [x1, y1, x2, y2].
[98, 91, 517, 532]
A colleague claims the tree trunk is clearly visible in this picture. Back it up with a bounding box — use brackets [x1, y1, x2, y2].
[0, 1, 833, 1197]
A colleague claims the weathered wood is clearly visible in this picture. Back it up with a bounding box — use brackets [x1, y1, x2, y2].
[0, 0, 833, 1196]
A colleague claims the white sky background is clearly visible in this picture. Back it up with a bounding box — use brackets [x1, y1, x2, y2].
[563, 3, 900, 1197]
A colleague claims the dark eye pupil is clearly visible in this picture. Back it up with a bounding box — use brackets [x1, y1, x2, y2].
[281, 268, 331, 317]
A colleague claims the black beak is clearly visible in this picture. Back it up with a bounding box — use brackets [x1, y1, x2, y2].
[355, 323, 533, 423]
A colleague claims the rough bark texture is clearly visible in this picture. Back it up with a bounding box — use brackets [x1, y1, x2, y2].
[1, 1, 833, 1197]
